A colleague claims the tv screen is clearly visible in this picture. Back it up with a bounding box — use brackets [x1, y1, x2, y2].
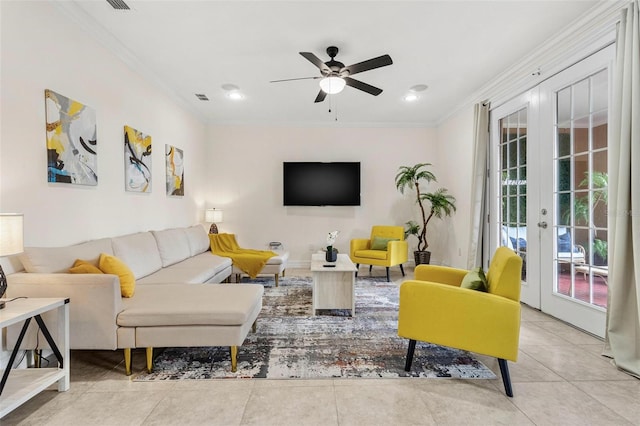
[283, 162, 361, 206]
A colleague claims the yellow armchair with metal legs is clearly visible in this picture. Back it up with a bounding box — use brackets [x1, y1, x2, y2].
[350, 225, 408, 282]
[398, 246, 523, 397]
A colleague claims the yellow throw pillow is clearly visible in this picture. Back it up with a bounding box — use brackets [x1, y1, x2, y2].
[69, 259, 104, 274]
[98, 253, 135, 298]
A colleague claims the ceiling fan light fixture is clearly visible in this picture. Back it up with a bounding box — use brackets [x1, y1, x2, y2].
[319, 76, 346, 94]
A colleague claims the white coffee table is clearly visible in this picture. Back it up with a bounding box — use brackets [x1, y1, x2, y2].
[310, 253, 358, 316]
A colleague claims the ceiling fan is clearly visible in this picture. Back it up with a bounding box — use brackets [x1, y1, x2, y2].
[270, 46, 393, 103]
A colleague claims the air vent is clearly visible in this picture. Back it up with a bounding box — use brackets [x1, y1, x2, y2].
[106, 0, 130, 10]
[195, 94, 210, 101]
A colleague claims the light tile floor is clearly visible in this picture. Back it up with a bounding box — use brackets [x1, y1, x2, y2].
[3, 267, 639, 425]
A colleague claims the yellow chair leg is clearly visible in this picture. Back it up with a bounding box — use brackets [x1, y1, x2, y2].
[146, 347, 154, 373]
[124, 348, 132, 376]
[252, 320, 257, 333]
[275, 274, 279, 287]
[230, 346, 238, 372]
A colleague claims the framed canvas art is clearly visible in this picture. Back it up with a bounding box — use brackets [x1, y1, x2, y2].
[124, 125, 152, 193]
[165, 144, 184, 196]
[45, 89, 97, 185]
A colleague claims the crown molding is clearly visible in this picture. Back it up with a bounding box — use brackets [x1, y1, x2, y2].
[49, 1, 435, 129]
[51, 0, 627, 129]
[51, 0, 209, 123]
[206, 119, 437, 128]
[438, 0, 627, 125]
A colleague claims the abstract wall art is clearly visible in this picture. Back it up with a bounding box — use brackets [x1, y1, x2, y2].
[124, 125, 152, 193]
[45, 89, 97, 185]
[165, 144, 184, 196]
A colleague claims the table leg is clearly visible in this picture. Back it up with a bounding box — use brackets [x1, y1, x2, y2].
[57, 302, 70, 391]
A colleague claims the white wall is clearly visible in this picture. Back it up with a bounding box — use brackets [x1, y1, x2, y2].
[0, 2, 207, 254]
[206, 125, 441, 266]
[0, 2, 474, 273]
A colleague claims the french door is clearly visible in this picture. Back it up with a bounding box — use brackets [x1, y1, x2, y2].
[489, 45, 613, 337]
[537, 47, 612, 337]
[490, 92, 542, 309]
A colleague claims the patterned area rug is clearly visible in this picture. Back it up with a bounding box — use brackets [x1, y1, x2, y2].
[134, 276, 495, 381]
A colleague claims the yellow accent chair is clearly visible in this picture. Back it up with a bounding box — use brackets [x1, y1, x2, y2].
[350, 226, 408, 282]
[398, 246, 523, 397]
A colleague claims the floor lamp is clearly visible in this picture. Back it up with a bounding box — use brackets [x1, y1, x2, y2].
[0, 213, 24, 309]
[205, 209, 223, 234]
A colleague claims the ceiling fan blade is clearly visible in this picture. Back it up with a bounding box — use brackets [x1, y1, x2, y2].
[343, 54, 393, 76]
[300, 52, 331, 74]
[270, 76, 321, 83]
[314, 90, 327, 103]
[344, 77, 383, 96]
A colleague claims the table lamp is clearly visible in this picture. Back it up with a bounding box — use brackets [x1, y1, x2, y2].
[0, 213, 24, 309]
[205, 208, 223, 234]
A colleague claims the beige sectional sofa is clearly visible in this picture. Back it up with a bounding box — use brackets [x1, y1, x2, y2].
[7, 225, 264, 374]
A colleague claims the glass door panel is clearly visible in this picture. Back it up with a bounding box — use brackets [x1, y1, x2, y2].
[490, 93, 539, 308]
[499, 109, 528, 280]
[539, 45, 612, 337]
[553, 68, 608, 311]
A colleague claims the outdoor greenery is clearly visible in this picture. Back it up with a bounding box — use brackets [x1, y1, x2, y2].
[561, 170, 609, 263]
[575, 171, 608, 262]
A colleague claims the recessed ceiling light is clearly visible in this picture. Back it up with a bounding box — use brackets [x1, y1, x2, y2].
[221, 84, 244, 100]
[227, 91, 244, 100]
[221, 84, 240, 92]
[404, 93, 419, 102]
[409, 84, 428, 92]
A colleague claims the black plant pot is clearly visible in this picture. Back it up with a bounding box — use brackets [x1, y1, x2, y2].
[325, 248, 338, 262]
[593, 253, 607, 267]
[414, 250, 431, 265]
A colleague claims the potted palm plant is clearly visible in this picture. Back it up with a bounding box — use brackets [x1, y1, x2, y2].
[395, 163, 457, 265]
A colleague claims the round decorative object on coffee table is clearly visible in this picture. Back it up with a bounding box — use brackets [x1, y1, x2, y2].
[325, 248, 338, 262]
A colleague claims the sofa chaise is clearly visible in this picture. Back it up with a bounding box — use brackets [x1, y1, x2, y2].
[7, 225, 264, 374]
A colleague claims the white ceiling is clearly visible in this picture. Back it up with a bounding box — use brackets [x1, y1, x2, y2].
[58, 0, 600, 126]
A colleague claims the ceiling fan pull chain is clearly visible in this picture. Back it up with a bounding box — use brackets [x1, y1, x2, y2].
[329, 96, 339, 122]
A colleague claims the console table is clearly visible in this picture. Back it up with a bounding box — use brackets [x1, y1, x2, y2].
[0, 297, 70, 418]
[310, 253, 358, 316]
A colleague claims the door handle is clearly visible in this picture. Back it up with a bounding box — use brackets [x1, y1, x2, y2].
[537, 221, 547, 229]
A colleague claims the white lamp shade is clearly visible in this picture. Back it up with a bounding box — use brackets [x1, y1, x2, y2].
[0, 214, 24, 256]
[205, 209, 223, 223]
[319, 76, 346, 94]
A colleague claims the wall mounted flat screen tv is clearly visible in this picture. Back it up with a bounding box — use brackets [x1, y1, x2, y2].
[283, 162, 361, 206]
